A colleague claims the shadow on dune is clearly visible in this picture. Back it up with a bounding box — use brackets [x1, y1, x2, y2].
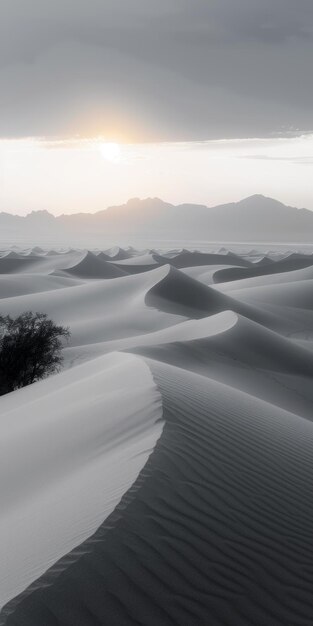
[59, 251, 128, 279]
[131, 312, 313, 420]
[3, 359, 313, 625]
[214, 254, 313, 284]
[162, 250, 251, 269]
[0, 256, 42, 274]
[145, 265, 290, 333]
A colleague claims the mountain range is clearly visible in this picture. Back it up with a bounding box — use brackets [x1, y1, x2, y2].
[1, 195, 313, 244]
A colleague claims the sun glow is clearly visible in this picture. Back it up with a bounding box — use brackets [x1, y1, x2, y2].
[2, 133, 313, 215]
[98, 142, 121, 163]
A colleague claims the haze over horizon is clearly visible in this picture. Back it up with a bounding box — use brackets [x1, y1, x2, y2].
[1, 1, 313, 214]
[0, 192, 310, 219]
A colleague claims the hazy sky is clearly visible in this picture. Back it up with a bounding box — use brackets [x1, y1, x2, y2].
[1, 1, 313, 213]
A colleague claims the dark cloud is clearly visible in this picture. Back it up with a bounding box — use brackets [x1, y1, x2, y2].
[1, 0, 313, 140]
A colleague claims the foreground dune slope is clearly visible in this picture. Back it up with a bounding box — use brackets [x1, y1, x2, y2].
[2, 360, 313, 625]
[0, 352, 163, 611]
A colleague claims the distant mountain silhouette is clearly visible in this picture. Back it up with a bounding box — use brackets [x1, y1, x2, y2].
[1, 195, 313, 243]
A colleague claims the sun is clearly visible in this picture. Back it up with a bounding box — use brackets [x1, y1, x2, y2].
[98, 142, 121, 163]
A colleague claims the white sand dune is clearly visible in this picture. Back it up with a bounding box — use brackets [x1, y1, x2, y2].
[181, 263, 243, 285]
[0, 268, 185, 346]
[0, 256, 42, 274]
[94, 251, 111, 261]
[0, 250, 85, 276]
[216, 263, 313, 292]
[58, 250, 128, 279]
[166, 250, 251, 269]
[104, 246, 132, 260]
[0, 274, 83, 299]
[0, 252, 24, 260]
[213, 254, 313, 284]
[112, 253, 160, 266]
[1, 246, 313, 625]
[216, 276, 313, 340]
[62, 309, 239, 367]
[0, 352, 163, 609]
[145, 265, 294, 334]
[225, 278, 313, 310]
[251, 254, 273, 265]
[131, 312, 313, 420]
[4, 358, 313, 624]
[64, 309, 313, 419]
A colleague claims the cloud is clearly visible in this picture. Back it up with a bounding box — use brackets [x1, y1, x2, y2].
[241, 155, 313, 165]
[1, 0, 313, 140]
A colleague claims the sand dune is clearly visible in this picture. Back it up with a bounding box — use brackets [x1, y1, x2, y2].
[0, 250, 86, 275]
[3, 359, 313, 624]
[0, 267, 184, 346]
[145, 265, 292, 334]
[0, 274, 83, 299]
[96, 251, 112, 261]
[0, 352, 163, 610]
[0, 251, 24, 260]
[132, 312, 313, 419]
[225, 278, 313, 310]
[253, 255, 273, 265]
[59, 250, 127, 279]
[146, 265, 247, 317]
[62, 309, 240, 367]
[1, 246, 313, 625]
[104, 246, 132, 260]
[113, 253, 160, 266]
[0, 256, 42, 274]
[216, 263, 313, 292]
[64, 309, 313, 419]
[214, 254, 313, 284]
[168, 250, 251, 269]
[216, 276, 313, 340]
[181, 263, 243, 285]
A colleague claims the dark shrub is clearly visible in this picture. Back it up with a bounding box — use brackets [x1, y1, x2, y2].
[0, 312, 70, 395]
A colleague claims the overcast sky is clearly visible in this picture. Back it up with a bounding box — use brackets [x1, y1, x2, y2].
[1, 1, 313, 213]
[1, 0, 313, 141]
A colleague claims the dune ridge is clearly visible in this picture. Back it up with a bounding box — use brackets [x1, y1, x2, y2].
[214, 254, 313, 284]
[58, 251, 128, 279]
[0, 352, 163, 611]
[3, 360, 313, 624]
[145, 265, 294, 334]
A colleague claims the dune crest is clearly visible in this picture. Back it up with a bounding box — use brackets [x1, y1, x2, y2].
[0, 352, 163, 610]
[59, 250, 127, 279]
[4, 359, 313, 624]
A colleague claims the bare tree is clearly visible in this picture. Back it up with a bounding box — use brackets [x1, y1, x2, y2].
[0, 312, 70, 395]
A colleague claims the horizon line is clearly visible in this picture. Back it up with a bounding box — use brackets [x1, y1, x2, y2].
[0, 194, 308, 219]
